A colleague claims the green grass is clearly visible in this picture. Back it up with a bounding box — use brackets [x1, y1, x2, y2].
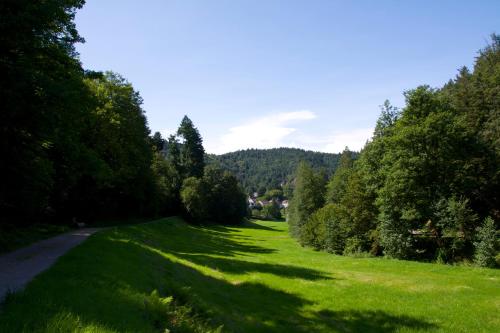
[0, 217, 498, 332]
[0, 224, 70, 254]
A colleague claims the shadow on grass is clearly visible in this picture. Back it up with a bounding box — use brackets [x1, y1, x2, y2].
[241, 220, 282, 231]
[173, 254, 332, 281]
[121, 217, 277, 258]
[0, 218, 439, 333]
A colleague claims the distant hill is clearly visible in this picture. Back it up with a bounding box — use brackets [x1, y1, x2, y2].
[208, 148, 344, 195]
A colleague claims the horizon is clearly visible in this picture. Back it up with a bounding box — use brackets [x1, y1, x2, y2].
[209, 145, 346, 156]
[75, 0, 499, 154]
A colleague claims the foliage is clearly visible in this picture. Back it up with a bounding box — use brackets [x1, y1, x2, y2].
[151, 149, 182, 214]
[0, 1, 161, 225]
[474, 217, 498, 268]
[80, 72, 155, 219]
[300, 205, 329, 250]
[260, 202, 282, 220]
[209, 148, 344, 195]
[287, 162, 326, 239]
[264, 189, 284, 201]
[150, 131, 165, 151]
[177, 116, 205, 178]
[181, 165, 247, 224]
[290, 36, 500, 264]
[0, 0, 88, 222]
[432, 197, 479, 262]
[325, 148, 354, 204]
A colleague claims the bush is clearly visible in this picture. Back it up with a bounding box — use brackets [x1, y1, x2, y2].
[343, 236, 366, 256]
[324, 204, 351, 254]
[474, 217, 498, 268]
[251, 209, 261, 218]
[433, 197, 479, 262]
[260, 202, 281, 220]
[181, 166, 247, 224]
[300, 211, 327, 250]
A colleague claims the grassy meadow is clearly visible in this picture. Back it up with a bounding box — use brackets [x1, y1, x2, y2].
[0, 217, 498, 332]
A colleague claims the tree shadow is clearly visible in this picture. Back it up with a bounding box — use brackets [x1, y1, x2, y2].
[173, 253, 332, 281]
[0, 219, 440, 332]
[315, 309, 438, 333]
[119, 217, 277, 257]
[241, 220, 282, 232]
[124, 239, 438, 332]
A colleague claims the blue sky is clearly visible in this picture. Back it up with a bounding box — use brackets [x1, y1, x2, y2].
[75, 0, 499, 154]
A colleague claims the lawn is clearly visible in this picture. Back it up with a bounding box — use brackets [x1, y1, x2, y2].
[0, 217, 498, 332]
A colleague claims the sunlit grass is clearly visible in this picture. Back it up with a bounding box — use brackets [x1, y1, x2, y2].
[1, 217, 498, 332]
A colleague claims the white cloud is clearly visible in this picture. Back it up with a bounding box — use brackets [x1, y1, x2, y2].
[205, 110, 373, 155]
[322, 128, 373, 153]
[207, 110, 316, 154]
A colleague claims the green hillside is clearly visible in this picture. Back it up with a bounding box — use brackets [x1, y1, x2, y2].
[209, 148, 349, 194]
[1, 217, 498, 332]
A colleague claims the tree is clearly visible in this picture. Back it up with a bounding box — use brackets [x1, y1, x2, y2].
[151, 149, 182, 215]
[181, 165, 247, 224]
[474, 217, 498, 268]
[180, 177, 208, 222]
[80, 72, 154, 218]
[433, 197, 479, 262]
[337, 166, 378, 253]
[260, 202, 282, 220]
[151, 132, 165, 152]
[264, 189, 284, 200]
[374, 100, 400, 138]
[288, 162, 326, 239]
[209, 148, 342, 195]
[326, 148, 354, 204]
[177, 116, 205, 178]
[300, 206, 328, 250]
[377, 86, 476, 259]
[0, 0, 88, 223]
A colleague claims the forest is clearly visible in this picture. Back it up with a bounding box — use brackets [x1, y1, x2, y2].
[288, 37, 500, 267]
[209, 148, 345, 196]
[0, 0, 247, 231]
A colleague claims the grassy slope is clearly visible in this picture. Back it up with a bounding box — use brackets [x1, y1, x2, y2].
[0, 218, 498, 332]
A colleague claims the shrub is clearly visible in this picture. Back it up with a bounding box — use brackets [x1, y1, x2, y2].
[260, 202, 281, 220]
[343, 236, 365, 256]
[474, 217, 498, 268]
[300, 211, 327, 250]
[181, 166, 247, 224]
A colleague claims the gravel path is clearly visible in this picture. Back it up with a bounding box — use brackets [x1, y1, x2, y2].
[0, 228, 101, 301]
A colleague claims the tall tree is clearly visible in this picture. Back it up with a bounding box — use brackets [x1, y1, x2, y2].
[78, 72, 154, 218]
[326, 148, 354, 204]
[151, 132, 165, 152]
[288, 162, 326, 239]
[0, 0, 88, 223]
[177, 116, 205, 178]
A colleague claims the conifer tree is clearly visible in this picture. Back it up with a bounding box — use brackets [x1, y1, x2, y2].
[177, 116, 205, 178]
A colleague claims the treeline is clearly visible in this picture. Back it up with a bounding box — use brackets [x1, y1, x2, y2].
[289, 36, 500, 267]
[0, 1, 246, 227]
[152, 118, 248, 225]
[209, 148, 344, 196]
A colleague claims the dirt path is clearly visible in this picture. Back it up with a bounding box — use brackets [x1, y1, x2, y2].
[0, 228, 101, 301]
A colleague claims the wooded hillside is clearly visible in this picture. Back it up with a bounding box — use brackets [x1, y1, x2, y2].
[209, 148, 348, 195]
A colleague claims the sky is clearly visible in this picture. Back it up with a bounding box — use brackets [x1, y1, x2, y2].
[74, 0, 499, 154]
